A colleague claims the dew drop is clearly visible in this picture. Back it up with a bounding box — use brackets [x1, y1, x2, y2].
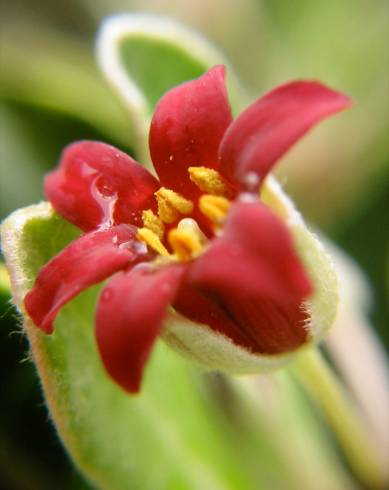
[118, 239, 148, 255]
[91, 175, 118, 228]
[238, 192, 258, 203]
[102, 288, 113, 302]
[80, 162, 97, 177]
[243, 172, 260, 192]
[130, 240, 148, 255]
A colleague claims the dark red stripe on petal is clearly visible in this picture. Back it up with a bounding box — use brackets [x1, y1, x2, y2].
[174, 283, 255, 349]
[24, 225, 147, 333]
[149, 66, 233, 200]
[95, 263, 185, 394]
[212, 291, 309, 354]
[45, 141, 160, 232]
[186, 201, 312, 354]
[219, 81, 351, 190]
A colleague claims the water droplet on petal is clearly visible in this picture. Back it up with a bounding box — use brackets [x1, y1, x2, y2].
[91, 175, 118, 228]
[239, 192, 258, 203]
[102, 288, 113, 302]
[242, 172, 260, 192]
[129, 240, 148, 255]
[118, 239, 148, 255]
[118, 241, 130, 250]
[81, 162, 97, 177]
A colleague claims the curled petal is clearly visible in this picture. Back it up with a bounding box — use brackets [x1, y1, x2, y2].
[95, 263, 185, 393]
[186, 201, 312, 354]
[189, 201, 312, 300]
[219, 81, 351, 189]
[149, 66, 233, 199]
[24, 225, 146, 333]
[45, 141, 160, 232]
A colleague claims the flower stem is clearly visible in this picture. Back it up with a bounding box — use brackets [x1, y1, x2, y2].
[292, 348, 387, 489]
[235, 373, 354, 490]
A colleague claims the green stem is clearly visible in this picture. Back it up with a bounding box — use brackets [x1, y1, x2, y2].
[235, 373, 354, 490]
[292, 348, 386, 489]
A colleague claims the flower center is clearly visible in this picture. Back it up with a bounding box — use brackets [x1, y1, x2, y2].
[137, 167, 230, 262]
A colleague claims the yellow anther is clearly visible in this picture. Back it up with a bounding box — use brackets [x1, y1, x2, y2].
[137, 227, 170, 257]
[177, 218, 207, 244]
[155, 187, 194, 224]
[199, 195, 231, 224]
[188, 166, 228, 196]
[168, 228, 203, 262]
[142, 209, 165, 239]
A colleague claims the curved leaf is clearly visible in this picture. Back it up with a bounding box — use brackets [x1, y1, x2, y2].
[96, 13, 244, 163]
[0, 20, 132, 146]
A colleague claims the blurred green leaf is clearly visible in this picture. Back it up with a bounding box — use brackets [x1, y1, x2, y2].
[2, 204, 267, 490]
[258, 0, 389, 229]
[0, 20, 132, 147]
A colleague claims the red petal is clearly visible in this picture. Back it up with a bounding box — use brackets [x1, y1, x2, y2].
[24, 225, 148, 333]
[186, 201, 312, 353]
[149, 66, 233, 200]
[219, 81, 351, 189]
[95, 263, 185, 393]
[174, 283, 257, 349]
[189, 201, 312, 300]
[45, 141, 160, 232]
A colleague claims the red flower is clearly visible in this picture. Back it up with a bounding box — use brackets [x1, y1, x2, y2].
[24, 66, 350, 393]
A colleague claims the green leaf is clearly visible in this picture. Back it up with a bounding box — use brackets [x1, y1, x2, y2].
[0, 262, 10, 299]
[2, 204, 282, 490]
[96, 13, 244, 163]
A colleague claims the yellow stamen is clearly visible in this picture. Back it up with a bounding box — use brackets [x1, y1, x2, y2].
[137, 227, 170, 256]
[168, 227, 203, 262]
[142, 209, 165, 239]
[188, 166, 228, 196]
[177, 218, 207, 244]
[199, 195, 231, 224]
[155, 187, 194, 224]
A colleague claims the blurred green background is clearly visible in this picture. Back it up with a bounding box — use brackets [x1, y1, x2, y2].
[0, 0, 388, 488]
